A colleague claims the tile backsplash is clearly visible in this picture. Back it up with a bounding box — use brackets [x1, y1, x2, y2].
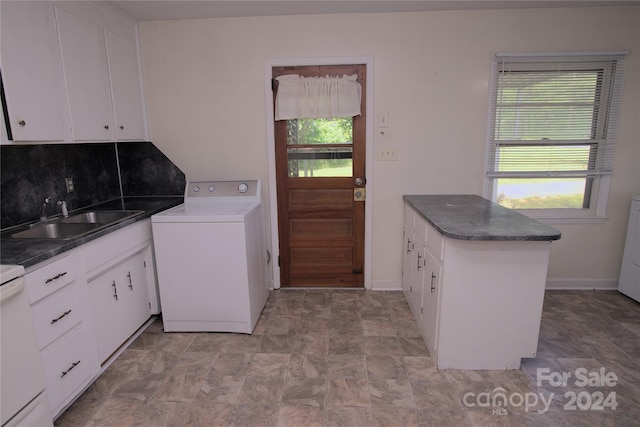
[1, 142, 185, 229]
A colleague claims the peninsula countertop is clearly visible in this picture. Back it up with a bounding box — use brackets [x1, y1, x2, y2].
[403, 194, 561, 242]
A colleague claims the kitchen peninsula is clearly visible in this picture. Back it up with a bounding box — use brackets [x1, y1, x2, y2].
[402, 195, 561, 370]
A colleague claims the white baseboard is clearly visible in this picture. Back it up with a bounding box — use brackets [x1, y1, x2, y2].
[545, 278, 618, 290]
[372, 278, 620, 291]
[371, 279, 402, 291]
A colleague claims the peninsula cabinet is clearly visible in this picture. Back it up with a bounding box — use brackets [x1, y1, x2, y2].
[402, 195, 561, 370]
[55, 2, 146, 141]
[0, 1, 68, 142]
[403, 204, 442, 356]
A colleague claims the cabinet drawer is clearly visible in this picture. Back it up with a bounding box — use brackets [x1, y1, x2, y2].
[25, 255, 77, 303]
[31, 284, 83, 349]
[83, 219, 151, 275]
[426, 222, 444, 260]
[41, 327, 92, 412]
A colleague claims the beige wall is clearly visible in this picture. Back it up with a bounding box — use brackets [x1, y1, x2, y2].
[139, 6, 640, 289]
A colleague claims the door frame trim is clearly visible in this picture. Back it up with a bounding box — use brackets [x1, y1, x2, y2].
[264, 56, 374, 289]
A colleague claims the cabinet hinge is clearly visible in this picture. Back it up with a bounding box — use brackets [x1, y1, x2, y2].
[278, 255, 280, 267]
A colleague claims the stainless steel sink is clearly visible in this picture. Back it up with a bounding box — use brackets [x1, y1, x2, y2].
[9, 222, 103, 239]
[3, 210, 144, 240]
[60, 210, 143, 224]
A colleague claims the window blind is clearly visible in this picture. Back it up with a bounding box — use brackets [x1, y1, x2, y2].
[486, 53, 628, 179]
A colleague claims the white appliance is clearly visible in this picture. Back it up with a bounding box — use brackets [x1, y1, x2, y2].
[619, 195, 640, 302]
[151, 180, 269, 333]
[0, 265, 53, 427]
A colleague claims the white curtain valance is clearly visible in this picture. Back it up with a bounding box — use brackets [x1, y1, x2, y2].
[275, 74, 361, 120]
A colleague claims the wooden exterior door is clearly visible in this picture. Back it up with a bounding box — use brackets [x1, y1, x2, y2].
[273, 64, 366, 288]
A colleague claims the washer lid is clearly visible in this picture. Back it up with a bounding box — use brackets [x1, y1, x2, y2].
[152, 200, 261, 222]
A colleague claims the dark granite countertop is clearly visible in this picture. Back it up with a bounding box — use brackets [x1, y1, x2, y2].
[0, 196, 183, 269]
[403, 195, 561, 242]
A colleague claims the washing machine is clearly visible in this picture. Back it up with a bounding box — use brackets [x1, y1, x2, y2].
[151, 180, 269, 333]
[619, 195, 640, 302]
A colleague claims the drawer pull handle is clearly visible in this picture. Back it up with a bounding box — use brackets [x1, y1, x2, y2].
[45, 271, 68, 284]
[112, 280, 118, 301]
[430, 272, 436, 293]
[60, 360, 80, 378]
[127, 271, 133, 290]
[417, 254, 422, 271]
[51, 310, 72, 324]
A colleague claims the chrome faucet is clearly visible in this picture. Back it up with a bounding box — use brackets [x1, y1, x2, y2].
[40, 197, 52, 221]
[58, 200, 69, 217]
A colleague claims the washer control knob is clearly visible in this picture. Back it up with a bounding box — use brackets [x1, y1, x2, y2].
[238, 183, 249, 193]
[208, 185, 215, 192]
[193, 185, 200, 193]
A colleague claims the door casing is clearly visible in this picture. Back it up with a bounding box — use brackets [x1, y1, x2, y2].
[264, 56, 374, 289]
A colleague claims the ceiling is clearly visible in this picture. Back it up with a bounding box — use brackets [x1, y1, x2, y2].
[106, 0, 640, 21]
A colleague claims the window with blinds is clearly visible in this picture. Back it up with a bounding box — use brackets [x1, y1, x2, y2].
[485, 52, 627, 214]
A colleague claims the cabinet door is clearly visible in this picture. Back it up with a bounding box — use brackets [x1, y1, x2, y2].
[408, 238, 425, 319]
[401, 223, 414, 302]
[88, 250, 151, 363]
[118, 251, 151, 339]
[421, 249, 441, 353]
[55, 6, 114, 141]
[88, 270, 124, 362]
[105, 30, 146, 141]
[0, 2, 67, 142]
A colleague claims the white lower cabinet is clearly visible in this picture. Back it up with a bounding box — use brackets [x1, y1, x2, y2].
[420, 248, 441, 353]
[25, 253, 96, 418]
[401, 223, 414, 303]
[89, 248, 151, 363]
[24, 218, 159, 419]
[403, 207, 441, 354]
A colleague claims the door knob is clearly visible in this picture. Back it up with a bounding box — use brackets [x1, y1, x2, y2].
[354, 177, 364, 186]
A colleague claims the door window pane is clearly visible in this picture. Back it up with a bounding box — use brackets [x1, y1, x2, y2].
[287, 147, 352, 177]
[287, 118, 353, 178]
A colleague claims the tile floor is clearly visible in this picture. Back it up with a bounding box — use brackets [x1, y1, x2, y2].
[55, 289, 640, 426]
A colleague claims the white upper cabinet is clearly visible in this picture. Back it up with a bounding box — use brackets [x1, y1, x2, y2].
[0, 1, 69, 142]
[105, 30, 146, 141]
[55, 6, 115, 141]
[55, 3, 147, 142]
